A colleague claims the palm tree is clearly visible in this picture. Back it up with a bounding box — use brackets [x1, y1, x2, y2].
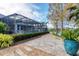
[58, 3, 76, 31]
[48, 3, 76, 35]
[68, 5, 79, 28]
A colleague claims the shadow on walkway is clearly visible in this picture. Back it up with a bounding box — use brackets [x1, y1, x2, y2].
[0, 33, 49, 50]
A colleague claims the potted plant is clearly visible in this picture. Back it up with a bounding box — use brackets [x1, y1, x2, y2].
[61, 29, 79, 56]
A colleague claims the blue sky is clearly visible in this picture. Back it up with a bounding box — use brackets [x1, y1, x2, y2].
[0, 3, 49, 23]
[33, 3, 49, 23]
[33, 3, 49, 13]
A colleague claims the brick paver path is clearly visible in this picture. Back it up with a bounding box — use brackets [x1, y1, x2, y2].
[0, 33, 69, 56]
[23, 33, 68, 56]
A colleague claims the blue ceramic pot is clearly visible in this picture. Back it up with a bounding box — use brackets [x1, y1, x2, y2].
[64, 39, 79, 56]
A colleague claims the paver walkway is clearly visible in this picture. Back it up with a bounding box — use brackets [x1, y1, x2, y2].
[23, 33, 68, 56]
[0, 33, 69, 56]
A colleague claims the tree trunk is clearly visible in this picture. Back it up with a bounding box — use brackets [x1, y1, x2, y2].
[55, 20, 59, 35]
[61, 19, 63, 33]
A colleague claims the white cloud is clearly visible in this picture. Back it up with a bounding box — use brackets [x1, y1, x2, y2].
[0, 3, 26, 15]
[28, 4, 40, 10]
[47, 21, 54, 28]
[0, 3, 47, 23]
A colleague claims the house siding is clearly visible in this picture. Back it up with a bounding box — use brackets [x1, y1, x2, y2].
[0, 13, 48, 34]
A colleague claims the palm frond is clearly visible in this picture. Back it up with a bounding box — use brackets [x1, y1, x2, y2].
[69, 8, 79, 20]
[67, 5, 77, 10]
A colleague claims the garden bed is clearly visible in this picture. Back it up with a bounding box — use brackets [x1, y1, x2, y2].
[0, 32, 49, 48]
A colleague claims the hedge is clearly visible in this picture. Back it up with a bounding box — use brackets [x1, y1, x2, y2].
[0, 32, 48, 48]
[12, 32, 49, 42]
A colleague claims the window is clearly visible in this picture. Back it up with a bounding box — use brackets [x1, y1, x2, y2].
[28, 24, 31, 26]
[39, 29, 41, 32]
[33, 24, 35, 26]
[9, 15, 24, 20]
[30, 28, 33, 32]
[16, 15, 24, 19]
[35, 24, 36, 26]
[17, 25, 24, 30]
[21, 26, 23, 30]
[20, 25, 26, 30]
[17, 25, 20, 30]
[34, 24, 38, 26]
[22, 18, 27, 21]
[9, 16, 14, 19]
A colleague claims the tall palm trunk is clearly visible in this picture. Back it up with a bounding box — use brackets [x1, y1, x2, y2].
[61, 19, 63, 32]
[55, 20, 59, 35]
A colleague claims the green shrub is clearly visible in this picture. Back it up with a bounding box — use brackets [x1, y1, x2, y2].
[61, 29, 79, 41]
[12, 32, 48, 42]
[0, 22, 9, 33]
[0, 32, 48, 48]
[0, 34, 13, 48]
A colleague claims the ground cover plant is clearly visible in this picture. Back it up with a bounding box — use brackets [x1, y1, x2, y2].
[0, 34, 13, 48]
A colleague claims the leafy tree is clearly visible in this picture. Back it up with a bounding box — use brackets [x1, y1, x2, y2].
[54, 3, 76, 32]
[48, 3, 76, 35]
[48, 3, 62, 35]
[0, 21, 8, 33]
